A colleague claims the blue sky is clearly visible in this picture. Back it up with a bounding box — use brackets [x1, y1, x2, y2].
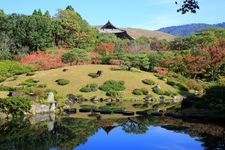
[0, 0, 225, 30]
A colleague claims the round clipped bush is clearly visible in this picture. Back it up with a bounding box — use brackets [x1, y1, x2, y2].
[55, 79, 70, 86]
[152, 86, 165, 95]
[80, 83, 98, 93]
[89, 83, 98, 89]
[164, 91, 176, 96]
[99, 80, 125, 92]
[19, 78, 39, 87]
[132, 88, 148, 95]
[80, 86, 92, 92]
[37, 84, 47, 88]
[142, 79, 155, 85]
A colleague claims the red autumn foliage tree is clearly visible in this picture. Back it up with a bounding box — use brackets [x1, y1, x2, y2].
[160, 56, 185, 74]
[96, 43, 115, 55]
[150, 39, 169, 51]
[21, 51, 64, 70]
[184, 55, 208, 79]
[198, 38, 225, 80]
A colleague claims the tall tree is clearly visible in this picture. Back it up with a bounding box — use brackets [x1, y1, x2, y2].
[55, 6, 96, 49]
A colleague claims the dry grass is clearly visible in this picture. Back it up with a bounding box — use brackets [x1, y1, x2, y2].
[125, 28, 176, 41]
[0, 92, 8, 99]
[2, 65, 178, 99]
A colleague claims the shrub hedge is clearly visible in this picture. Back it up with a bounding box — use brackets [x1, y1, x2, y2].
[142, 79, 156, 85]
[132, 88, 149, 95]
[55, 79, 70, 86]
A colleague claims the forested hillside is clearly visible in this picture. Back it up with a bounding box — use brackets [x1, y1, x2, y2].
[158, 22, 225, 36]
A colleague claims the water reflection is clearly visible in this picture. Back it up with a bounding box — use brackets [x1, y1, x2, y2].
[0, 116, 224, 150]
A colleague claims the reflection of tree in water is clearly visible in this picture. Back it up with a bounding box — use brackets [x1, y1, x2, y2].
[0, 116, 225, 150]
[121, 118, 148, 134]
[0, 118, 99, 150]
[198, 133, 225, 150]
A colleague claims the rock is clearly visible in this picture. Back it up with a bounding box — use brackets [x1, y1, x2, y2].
[91, 96, 99, 103]
[66, 94, 77, 104]
[99, 110, 112, 114]
[116, 98, 123, 102]
[151, 112, 163, 116]
[0, 112, 7, 120]
[99, 98, 104, 102]
[136, 110, 148, 115]
[47, 92, 55, 103]
[130, 98, 137, 103]
[30, 113, 55, 124]
[35, 104, 51, 113]
[47, 121, 54, 131]
[8, 91, 24, 97]
[49, 103, 56, 111]
[96, 70, 103, 76]
[113, 110, 125, 114]
[64, 108, 76, 114]
[159, 96, 165, 103]
[123, 111, 135, 116]
[79, 108, 91, 113]
[62, 69, 68, 72]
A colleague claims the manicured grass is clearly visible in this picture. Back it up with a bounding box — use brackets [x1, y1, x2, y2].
[1, 65, 180, 99]
[0, 91, 9, 99]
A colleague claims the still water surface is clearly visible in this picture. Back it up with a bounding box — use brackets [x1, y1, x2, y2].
[0, 115, 224, 150]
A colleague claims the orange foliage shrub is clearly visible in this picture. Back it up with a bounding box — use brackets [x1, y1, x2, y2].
[96, 43, 115, 55]
[88, 52, 102, 64]
[109, 59, 121, 65]
[153, 67, 169, 75]
[21, 51, 64, 70]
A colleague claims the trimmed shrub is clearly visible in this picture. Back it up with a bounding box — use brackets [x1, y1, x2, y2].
[166, 80, 176, 86]
[99, 80, 125, 92]
[19, 78, 39, 87]
[152, 86, 165, 95]
[80, 83, 98, 93]
[0, 85, 16, 91]
[106, 90, 121, 97]
[164, 91, 176, 96]
[0, 96, 31, 118]
[186, 79, 203, 91]
[80, 86, 92, 93]
[167, 80, 188, 91]
[89, 83, 98, 89]
[55, 79, 70, 86]
[132, 88, 149, 95]
[37, 84, 47, 88]
[142, 79, 156, 85]
[0, 60, 37, 82]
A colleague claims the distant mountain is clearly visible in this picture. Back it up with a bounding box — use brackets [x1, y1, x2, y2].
[157, 22, 225, 36]
[125, 28, 175, 41]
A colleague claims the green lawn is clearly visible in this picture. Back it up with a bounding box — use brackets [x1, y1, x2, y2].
[2, 65, 179, 99]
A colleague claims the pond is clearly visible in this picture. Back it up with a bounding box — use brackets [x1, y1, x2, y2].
[0, 115, 224, 150]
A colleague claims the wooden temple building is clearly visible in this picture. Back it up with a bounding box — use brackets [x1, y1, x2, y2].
[97, 21, 134, 40]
